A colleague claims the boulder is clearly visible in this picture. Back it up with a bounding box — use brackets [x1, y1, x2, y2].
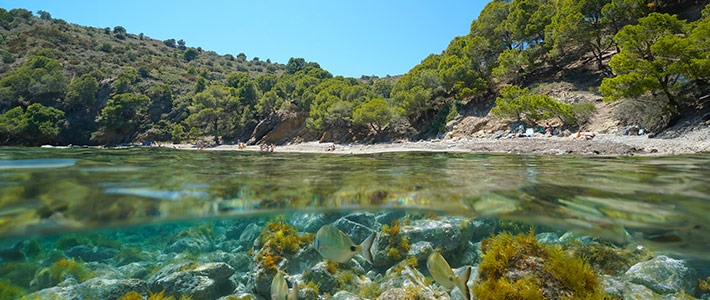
[375, 211, 406, 226]
[239, 223, 262, 248]
[376, 288, 450, 300]
[165, 230, 213, 253]
[218, 293, 259, 300]
[118, 262, 154, 280]
[228, 253, 252, 273]
[302, 261, 338, 294]
[290, 213, 330, 233]
[148, 262, 235, 299]
[406, 241, 434, 262]
[536, 232, 561, 245]
[333, 291, 362, 300]
[372, 217, 476, 266]
[332, 213, 378, 244]
[26, 278, 147, 300]
[624, 255, 697, 295]
[65, 245, 119, 262]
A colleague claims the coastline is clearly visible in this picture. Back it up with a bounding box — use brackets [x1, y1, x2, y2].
[166, 127, 710, 156]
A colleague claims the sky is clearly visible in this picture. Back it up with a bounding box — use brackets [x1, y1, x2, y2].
[2, 1, 487, 78]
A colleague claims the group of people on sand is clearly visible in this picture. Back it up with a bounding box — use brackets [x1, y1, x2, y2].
[196, 141, 217, 149]
[543, 122, 561, 136]
[260, 143, 276, 152]
[236, 142, 247, 149]
[325, 144, 336, 152]
[569, 130, 596, 140]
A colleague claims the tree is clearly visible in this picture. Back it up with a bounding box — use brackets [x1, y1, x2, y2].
[195, 77, 206, 93]
[92, 93, 149, 144]
[353, 98, 392, 134]
[237, 53, 246, 61]
[372, 78, 394, 98]
[185, 85, 241, 139]
[184, 48, 199, 61]
[163, 39, 176, 48]
[0, 104, 64, 145]
[177, 39, 186, 48]
[63, 74, 98, 111]
[600, 13, 688, 111]
[172, 124, 185, 143]
[0, 54, 67, 110]
[113, 26, 126, 35]
[37, 10, 51, 20]
[287, 57, 306, 74]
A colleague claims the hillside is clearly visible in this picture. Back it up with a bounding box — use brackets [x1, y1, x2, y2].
[1, 0, 709, 147]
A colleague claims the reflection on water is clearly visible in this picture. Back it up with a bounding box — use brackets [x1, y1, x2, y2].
[0, 147, 708, 258]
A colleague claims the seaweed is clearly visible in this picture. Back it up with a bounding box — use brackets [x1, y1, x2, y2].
[381, 220, 411, 262]
[473, 231, 609, 300]
[55, 235, 91, 250]
[47, 258, 94, 283]
[117, 291, 143, 300]
[0, 280, 23, 300]
[114, 247, 147, 265]
[564, 242, 650, 275]
[254, 217, 313, 275]
[700, 276, 710, 293]
[147, 290, 173, 300]
[0, 262, 39, 288]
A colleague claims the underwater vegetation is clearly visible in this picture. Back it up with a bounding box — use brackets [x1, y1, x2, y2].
[381, 220, 410, 261]
[0, 280, 23, 300]
[255, 217, 314, 274]
[700, 276, 710, 293]
[43, 259, 94, 284]
[118, 290, 193, 300]
[473, 231, 608, 300]
[565, 241, 650, 276]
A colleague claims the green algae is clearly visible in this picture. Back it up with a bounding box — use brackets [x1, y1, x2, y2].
[473, 231, 609, 300]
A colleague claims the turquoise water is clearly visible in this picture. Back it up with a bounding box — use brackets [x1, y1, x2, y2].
[1, 147, 709, 299]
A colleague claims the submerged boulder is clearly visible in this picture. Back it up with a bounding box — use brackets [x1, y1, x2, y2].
[165, 227, 214, 253]
[65, 245, 119, 262]
[302, 261, 338, 294]
[26, 278, 147, 300]
[332, 212, 378, 244]
[624, 255, 697, 295]
[148, 261, 235, 299]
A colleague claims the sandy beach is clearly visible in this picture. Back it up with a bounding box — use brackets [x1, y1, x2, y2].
[169, 126, 710, 156]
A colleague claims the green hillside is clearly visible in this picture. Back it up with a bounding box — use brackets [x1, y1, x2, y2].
[1, 0, 709, 146]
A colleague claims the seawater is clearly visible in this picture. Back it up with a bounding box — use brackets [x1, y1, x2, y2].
[0, 147, 709, 299]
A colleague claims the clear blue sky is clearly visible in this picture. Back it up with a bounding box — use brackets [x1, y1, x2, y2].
[2, 1, 487, 78]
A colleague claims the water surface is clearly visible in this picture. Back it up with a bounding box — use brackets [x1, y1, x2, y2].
[0, 147, 709, 257]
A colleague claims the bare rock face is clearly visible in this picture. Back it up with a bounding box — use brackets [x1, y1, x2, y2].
[148, 262, 235, 299]
[247, 111, 311, 145]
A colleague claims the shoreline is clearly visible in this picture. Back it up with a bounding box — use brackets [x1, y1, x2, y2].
[166, 127, 710, 156]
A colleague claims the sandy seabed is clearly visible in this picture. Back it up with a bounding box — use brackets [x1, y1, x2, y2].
[169, 127, 710, 156]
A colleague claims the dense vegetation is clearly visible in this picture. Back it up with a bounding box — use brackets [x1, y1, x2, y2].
[1, 1, 708, 145]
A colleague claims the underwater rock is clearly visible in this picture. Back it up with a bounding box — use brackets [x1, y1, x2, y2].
[333, 290, 362, 300]
[118, 261, 154, 280]
[406, 241, 434, 261]
[290, 245, 324, 273]
[26, 278, 147, 300]
[165, 229, 214, 253]
[302, 261, 338, 294]
[290, 213, 330, 233]
[239, 223, 263, 248]
[536, 232, 561, 245]
[148, 261, 235, 299]
[332, 212, 378, 244]
[376, 288, 451, 300]
[375, 211, 406, 227]
[217, 293, 259, 300]
[66, 245, 119, 262]
[372, 217, 474, 266]
[624, 255, 697, 295]
[559, 231, 597, 245]
[228, 252, 252, 272]
[85, 262, 124, 279]
[380, 259, 436, 295]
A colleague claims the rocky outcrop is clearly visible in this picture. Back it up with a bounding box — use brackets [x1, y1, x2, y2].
[623, 255, 697, 295]
[26, 278, 147, 300]
[332, 212, 378, 244]
[65, 245, 119, 262]
[247, 111, 313, 145]
[148, 262, 235, 299]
